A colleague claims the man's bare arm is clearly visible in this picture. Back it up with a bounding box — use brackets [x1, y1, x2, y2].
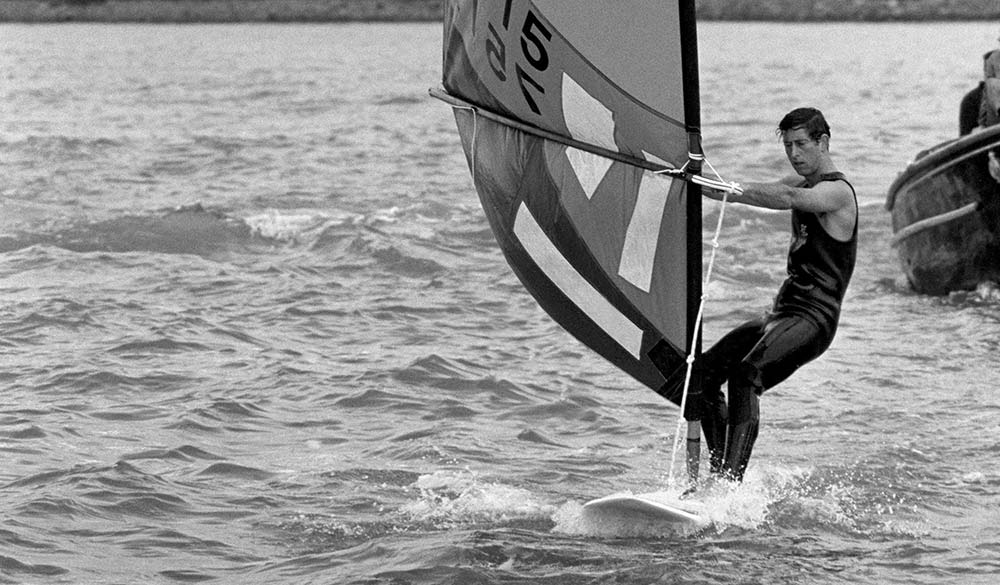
[704, 178, 851, 214]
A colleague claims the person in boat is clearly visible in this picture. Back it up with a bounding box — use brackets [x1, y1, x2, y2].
[979, 35, 1000, 129]
[962, 37, 1000, 135]
[693, 107, 858, 482]
[986, 35, 1000, 77]
[978, 36, 1000, 183]
[959, 82, 984, 136]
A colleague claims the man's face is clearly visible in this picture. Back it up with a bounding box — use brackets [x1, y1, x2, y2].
[781, 127, 824, 177]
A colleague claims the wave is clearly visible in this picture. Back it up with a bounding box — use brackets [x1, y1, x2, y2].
[390, 354, 530, 397]
[310, 221, 449, 277]
[1, 135, 129, 162]
[197, 462, 277, 481]
[120, 445, 226, 463]
[32, 369, 191, 398]
[0, 204, 281, 258]
[0, 554, 68, 579]
[108, 338, 211, 355]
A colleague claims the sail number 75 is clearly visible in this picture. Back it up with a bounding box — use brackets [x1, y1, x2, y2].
[485, 5, 552, 116]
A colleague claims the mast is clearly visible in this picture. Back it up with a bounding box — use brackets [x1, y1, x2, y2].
[678, 0, 703, 482]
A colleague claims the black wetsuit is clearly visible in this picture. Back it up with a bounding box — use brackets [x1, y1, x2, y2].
[699, 172, 858, 481]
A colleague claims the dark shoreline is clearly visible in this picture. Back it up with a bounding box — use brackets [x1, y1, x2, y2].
[1, 0, 999, 23]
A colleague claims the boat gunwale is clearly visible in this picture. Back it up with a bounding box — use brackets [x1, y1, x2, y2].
[885, 124, 1000, 212]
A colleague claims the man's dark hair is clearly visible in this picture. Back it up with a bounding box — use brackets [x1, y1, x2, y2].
[776, 107, 830, 142]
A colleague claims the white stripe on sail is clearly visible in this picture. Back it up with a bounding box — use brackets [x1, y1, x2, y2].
[513, 202, 642, 358]
[618, 173, 672, 293]
[566, 147, 613, 200]
[561, 73, 617, 152]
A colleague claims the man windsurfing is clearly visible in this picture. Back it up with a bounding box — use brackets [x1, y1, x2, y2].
[694, 107, 858, 482]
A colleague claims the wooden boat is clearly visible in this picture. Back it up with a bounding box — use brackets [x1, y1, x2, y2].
[885, 123, 1000, 295]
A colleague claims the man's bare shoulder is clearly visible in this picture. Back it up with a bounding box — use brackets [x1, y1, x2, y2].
[809, 178, 855, 210]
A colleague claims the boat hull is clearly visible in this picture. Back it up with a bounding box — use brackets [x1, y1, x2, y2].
[885, 124, 1000, 295]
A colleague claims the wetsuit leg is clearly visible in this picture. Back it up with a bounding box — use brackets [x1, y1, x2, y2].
[699, 318, 767, 474]
[699, 384, 728, 474]
[719, 315, 833, 481]
[721, 374, 759, 482]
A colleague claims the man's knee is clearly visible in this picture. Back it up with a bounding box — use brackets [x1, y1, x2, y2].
[736, 361, 765, 395]
[728, 364, 762, 426]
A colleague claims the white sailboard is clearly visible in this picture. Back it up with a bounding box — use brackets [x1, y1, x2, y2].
[583, 492, 707, 526]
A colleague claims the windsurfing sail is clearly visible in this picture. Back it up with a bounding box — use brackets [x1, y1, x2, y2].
[433, 0, 704, 406]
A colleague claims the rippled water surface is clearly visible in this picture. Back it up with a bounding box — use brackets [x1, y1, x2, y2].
[2, 21, 1000, 585]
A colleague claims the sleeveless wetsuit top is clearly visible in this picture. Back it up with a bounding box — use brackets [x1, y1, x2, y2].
[771, 172, 858, 331]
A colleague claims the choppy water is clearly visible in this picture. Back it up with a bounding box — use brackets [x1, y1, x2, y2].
[2, 21, 1000, 585]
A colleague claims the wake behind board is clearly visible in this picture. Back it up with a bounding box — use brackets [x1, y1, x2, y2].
[583, 492, 706, 526]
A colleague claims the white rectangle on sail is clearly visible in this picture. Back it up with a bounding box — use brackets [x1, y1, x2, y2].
[618, 173, 672, 292]
[513, 202, 643, 358]
[566, 146, 613, 201]
[562, 73, 617, 153]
